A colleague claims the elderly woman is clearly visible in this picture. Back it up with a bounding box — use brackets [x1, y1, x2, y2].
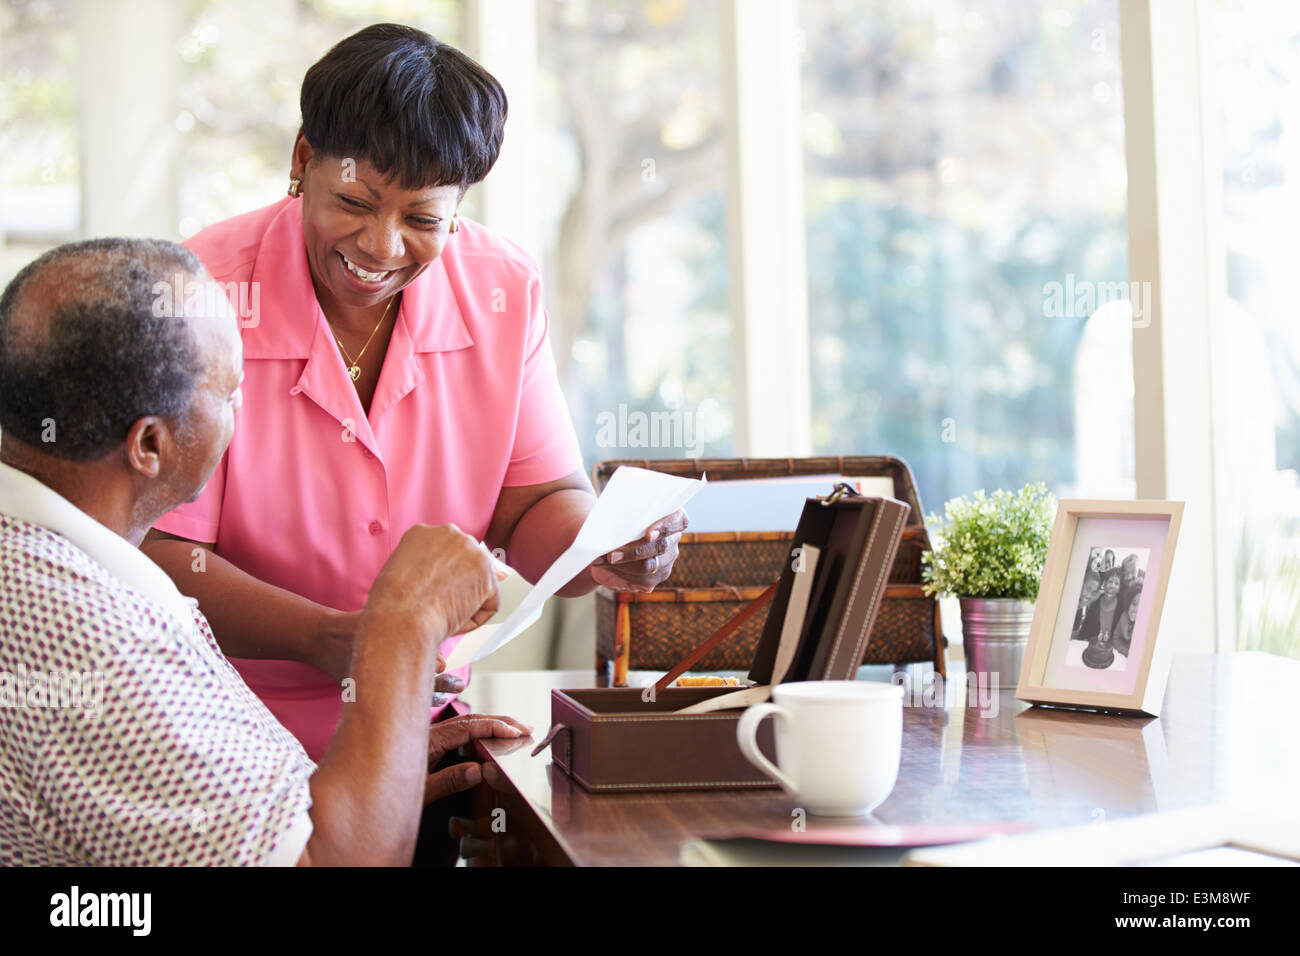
[142, 23, 685, 763]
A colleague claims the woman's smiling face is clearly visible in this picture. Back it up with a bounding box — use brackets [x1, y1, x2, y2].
[293, 135, 461, 311]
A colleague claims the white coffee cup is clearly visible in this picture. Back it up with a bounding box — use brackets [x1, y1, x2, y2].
[736, 680, 903, 816]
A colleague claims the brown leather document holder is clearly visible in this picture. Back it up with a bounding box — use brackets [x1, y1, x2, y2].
[535, 489, 910, 792]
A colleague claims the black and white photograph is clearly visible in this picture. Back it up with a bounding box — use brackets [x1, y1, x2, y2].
[1066, 546, 1149, 671]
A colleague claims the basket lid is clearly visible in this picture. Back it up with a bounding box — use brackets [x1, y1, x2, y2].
[590, 456, 927, 529]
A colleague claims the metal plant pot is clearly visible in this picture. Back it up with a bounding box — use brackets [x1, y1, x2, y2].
[958, 597, 1035, 689]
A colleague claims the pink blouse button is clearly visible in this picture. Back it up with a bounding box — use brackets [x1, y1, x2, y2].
[368, 520, 384, 536]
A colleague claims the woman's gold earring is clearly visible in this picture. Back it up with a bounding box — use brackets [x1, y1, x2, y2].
[287, 177, 302, 198]
[449, 216, 459, 234]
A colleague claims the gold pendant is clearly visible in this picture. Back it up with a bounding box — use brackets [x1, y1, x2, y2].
[348, 365, 361, 382]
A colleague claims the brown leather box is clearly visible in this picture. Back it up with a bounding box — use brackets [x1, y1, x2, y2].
[536, 491, 910, 792]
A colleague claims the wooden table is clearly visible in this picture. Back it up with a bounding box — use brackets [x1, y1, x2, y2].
[459, 653, 1299, 866]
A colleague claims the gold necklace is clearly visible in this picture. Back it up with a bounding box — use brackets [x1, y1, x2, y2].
[333, 295, 397, 382]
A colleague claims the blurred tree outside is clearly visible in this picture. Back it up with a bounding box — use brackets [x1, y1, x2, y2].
[537, 0, 733, 466]
[172, 0, 461, 239]
[800, 0, 1129, 514]
[0, 0, 80, 281]
[536, 0, 1131, 511]
[1214, 0, 1300, 658]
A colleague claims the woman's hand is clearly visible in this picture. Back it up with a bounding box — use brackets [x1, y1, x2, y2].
[431, 670, 466, 709]
[588, 509, 689, 593]
[424, 714, 533, 804]
[314, 609, 361, 684]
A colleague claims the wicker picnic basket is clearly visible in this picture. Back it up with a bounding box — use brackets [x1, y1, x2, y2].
[592, 457, 946, 685]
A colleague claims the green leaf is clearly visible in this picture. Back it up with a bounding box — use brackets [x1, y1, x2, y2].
[920, 482, 1055, 600]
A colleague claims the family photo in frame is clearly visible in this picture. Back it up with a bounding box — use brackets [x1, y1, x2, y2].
[1067, 545, 1149, 671]
[1017, 500, 1184, 716]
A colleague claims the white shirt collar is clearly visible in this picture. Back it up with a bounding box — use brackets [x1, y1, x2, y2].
[0, 459, 198, 633]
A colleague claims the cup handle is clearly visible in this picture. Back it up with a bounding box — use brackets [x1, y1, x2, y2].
[736, 703, 797, 795]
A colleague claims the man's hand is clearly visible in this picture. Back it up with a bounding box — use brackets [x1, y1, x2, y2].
[424, 714, 533, 804]
[365, 525, 500, 641]
[312, 614, 480, 695]
[317, 543, 510, 686]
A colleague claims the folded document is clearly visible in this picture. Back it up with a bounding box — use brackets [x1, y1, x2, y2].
[446, 466, 707, 668]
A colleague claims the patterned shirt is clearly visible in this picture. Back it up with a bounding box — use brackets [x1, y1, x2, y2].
[0, 462, 316, 865]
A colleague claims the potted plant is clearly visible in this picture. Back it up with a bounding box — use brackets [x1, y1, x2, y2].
[921, 483, 1056, 688]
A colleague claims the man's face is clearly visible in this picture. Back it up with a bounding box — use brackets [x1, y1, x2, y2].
[171, 285, 243, 503]
[297, 149, 461, 313]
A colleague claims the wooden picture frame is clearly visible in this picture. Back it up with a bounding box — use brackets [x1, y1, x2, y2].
[1016, 499, 1184, 716]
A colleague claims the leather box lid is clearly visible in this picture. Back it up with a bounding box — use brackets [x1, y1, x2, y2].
[747, 494, 911, 684]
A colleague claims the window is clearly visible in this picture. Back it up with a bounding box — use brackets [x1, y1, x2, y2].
[175, 0, 462, 237]
[535, 0, 733, 466]
[0, 0, 79, 285]
[1212, 0, 1300, 658]
[801, 0, 1130, 514]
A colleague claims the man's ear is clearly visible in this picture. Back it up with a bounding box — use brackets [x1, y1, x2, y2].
[123, 416, 171, 480]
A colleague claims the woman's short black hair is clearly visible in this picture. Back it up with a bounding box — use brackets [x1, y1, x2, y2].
[300, 23, 507, 193]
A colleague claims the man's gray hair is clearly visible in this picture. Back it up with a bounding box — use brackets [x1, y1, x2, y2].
[0, 237, 207, 460]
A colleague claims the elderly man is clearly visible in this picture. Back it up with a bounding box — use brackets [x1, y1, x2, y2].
[0, 238, 526, 866]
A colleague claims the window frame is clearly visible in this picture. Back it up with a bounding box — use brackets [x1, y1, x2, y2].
[1120, 0, 1229, 654]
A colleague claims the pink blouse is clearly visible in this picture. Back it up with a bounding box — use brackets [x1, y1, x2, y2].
[154, 197, 584, 760]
